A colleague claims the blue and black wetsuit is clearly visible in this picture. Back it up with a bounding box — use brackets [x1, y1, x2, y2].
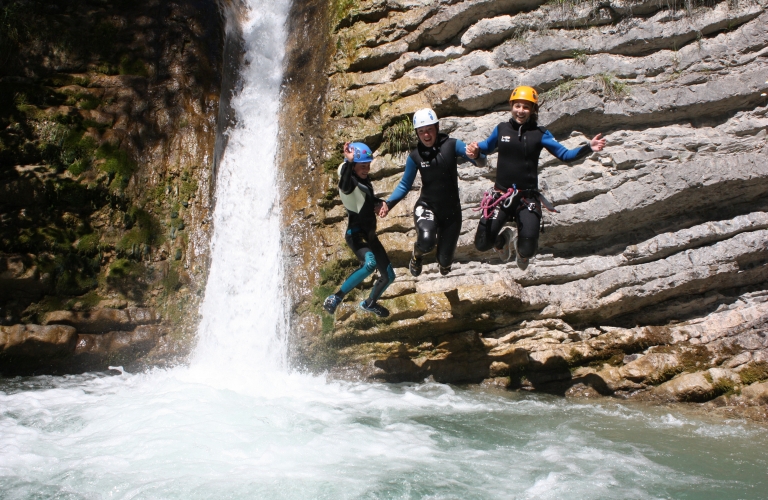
[386, 133, 483, 269]
[336, 161, 395, 305]
[474, 119, 592, 257]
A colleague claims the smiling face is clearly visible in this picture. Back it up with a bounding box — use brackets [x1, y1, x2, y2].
[353, 162, 371, 179]
[510, 100, 534, 125]
[416, 124, 438, 147]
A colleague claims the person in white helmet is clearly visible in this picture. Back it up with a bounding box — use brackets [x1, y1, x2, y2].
[380, 109, 486, 276]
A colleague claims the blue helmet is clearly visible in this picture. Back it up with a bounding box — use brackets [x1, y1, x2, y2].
[349, 142, 373, 163]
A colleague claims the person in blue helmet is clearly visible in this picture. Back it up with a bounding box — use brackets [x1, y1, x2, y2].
[323, 141, 395, 318]
[379, 108, 486, 277]
[466, 85, 606, 270]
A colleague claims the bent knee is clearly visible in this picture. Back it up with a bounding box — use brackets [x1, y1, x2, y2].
[364, 252, 377, 272]
[517, 238, 537, 259]
[416, 232, 436, 253]
[386, 265, 395, 283]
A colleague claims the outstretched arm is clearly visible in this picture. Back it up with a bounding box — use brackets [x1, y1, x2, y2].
[541, 130, 594, 162]
[384, 156, 418, 211]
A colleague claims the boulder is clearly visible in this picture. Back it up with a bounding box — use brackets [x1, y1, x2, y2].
[653, 372, 715, 402]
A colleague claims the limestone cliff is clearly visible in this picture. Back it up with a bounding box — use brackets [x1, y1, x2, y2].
[280, 0, 768, 417]
[0, 0, 224, 374]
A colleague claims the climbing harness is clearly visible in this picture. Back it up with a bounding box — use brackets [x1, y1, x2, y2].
[473, 186, 518, 220]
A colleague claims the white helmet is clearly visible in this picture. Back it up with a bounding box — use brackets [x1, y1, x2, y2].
[413, 108, 439, 130]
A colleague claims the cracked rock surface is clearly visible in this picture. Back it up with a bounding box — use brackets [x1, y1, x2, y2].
[281, 0, 768, 418]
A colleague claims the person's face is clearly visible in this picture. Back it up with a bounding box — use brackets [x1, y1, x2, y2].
[353, 162, 371, 179]
[416, 124, 438, 147]
[510, 100, 534, 124]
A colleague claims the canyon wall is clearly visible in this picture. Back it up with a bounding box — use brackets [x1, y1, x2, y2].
[282, 0, 768, 415]
[0, 0, 224, 374]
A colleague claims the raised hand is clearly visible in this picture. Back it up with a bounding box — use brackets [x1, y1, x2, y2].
[343, 142, 355, 162]
[590, 133, 606, 152]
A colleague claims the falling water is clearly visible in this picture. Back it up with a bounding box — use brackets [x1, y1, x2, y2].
[1, 2, 768, 498]
[192, 0, 289, 378]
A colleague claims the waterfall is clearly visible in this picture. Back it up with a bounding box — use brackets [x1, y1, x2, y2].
[192, 0, 292, 376]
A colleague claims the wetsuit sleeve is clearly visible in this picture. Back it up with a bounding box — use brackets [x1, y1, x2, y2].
[385, 156, 418, 209]
[338, 161, 357, 194]
[455, 139, 487, 167]
[477, 126, 500, 154]
[541, 130, 592, 162]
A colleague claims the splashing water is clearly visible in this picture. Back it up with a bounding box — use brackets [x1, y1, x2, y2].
[1, 1, 767, 499]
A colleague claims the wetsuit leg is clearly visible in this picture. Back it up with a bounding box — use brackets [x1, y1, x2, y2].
[366, 232, 395, 303]
[413, 201, 437, 257]
[474, 203, 512, 252]
[339, 230, 376, 294]
[435, 205, 462, 268]
[514, 199, 541, 259]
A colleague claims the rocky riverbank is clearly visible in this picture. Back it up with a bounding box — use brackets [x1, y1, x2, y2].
[280, 0, 768, 420]
[0, 0, 224, 374]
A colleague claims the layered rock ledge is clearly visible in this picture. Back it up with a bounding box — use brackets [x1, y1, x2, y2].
[279, 0, 768, 419]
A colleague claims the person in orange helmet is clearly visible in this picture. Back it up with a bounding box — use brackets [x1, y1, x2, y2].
[466, 85, 606, 270]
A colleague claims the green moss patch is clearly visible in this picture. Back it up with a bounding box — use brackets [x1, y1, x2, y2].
[740, 362, 768, 386]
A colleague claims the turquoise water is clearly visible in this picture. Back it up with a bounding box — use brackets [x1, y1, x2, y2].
[1, 370, 766, 499]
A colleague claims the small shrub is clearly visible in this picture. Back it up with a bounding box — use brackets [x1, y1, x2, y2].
[571, 49, 588, 64]
[383, 117, 415, 154]
[594, 73, 629, 99]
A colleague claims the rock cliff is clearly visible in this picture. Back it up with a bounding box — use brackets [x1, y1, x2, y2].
[280, 0, 768, 417]
[0, 0, 224, 374]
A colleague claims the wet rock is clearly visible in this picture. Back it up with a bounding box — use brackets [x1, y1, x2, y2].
[652, 372, 715, 402]
[42, 308, 160, 334]
[619, 353, 680, 382]
[0, 324, 78, 358]
[741, 381, 768, 404]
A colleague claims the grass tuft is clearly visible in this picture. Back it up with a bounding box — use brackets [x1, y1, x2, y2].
[383, 117, 415, 154]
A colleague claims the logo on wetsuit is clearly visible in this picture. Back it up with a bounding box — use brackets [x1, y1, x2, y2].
[420, 161, 431, 169]
[501, 136, 511, 143]
[414, 205, 435, 223]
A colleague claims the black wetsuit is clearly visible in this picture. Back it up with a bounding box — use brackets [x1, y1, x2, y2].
[337, 161, 395, 302]
[386, 133, 481, 268]
[474, 119, 592, 257]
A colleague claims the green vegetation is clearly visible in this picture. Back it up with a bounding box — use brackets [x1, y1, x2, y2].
[323, 150, 345, 175]
[118, 54, 150, 77]
[117, 207, 163, 259]
[329, 0, 358, 32]
[594, 72, 629, 99]
[540, 79, 579, 104]
[382, 117, 415, 154]
[311, 257, 360, 334]
[571, 49, 588, 64]
[96, 143, 137, 191]
[739, 362, 768, 385]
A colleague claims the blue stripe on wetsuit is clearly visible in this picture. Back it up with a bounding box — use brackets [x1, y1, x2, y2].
[386, 140, 479, 207]
[340, 251, 376, 294]
[478, 126, 591, 161]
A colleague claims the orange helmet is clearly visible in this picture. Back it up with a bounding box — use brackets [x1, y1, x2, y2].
[509, 86, 538, 104]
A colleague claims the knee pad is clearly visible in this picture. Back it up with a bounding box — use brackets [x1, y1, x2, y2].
[517, 237, 538, 259]
[364, 252, 377, 272]
[416, 230, 436, 254]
